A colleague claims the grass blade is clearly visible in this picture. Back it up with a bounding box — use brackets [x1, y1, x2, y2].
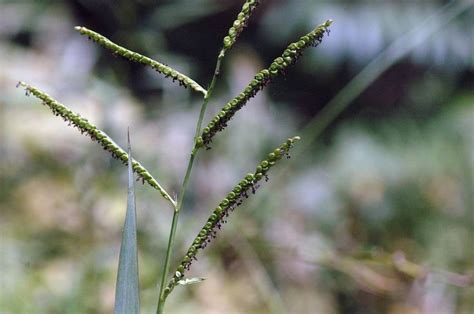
[115, 130, 140, 314]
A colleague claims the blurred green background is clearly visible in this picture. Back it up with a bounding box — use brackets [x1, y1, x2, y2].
[1, 0, 473, 313]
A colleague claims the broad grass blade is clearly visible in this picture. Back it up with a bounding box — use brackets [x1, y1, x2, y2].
[114, 130, 140, 314]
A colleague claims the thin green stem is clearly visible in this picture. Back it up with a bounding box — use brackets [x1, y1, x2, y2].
[194, 51, 225, 139]
[156, 50, 224, 314]
[156, 208, 179, 314]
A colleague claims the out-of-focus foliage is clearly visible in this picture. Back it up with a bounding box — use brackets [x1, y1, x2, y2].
[0, 1, 472, 313]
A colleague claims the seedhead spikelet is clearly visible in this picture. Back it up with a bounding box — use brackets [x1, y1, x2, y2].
[222, 0, 261, 52]
[74, 26, 207, 96]
[17, 82, 175, 205]
[165, 136, 301, 296]
[199, 20, 332, 149]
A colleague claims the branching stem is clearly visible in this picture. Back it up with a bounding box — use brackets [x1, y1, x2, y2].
[156, 50, 224, 314]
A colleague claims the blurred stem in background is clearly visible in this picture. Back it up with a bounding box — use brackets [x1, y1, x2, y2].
[259, 0, 473, 206]
[300, 0, 472, 156]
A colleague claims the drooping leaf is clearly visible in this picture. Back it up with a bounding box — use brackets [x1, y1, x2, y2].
[114, 130, 140, 314]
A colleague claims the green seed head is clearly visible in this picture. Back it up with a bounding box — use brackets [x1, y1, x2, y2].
[223, 36, 232, 48]
[323, 19, 333, 27]
[221, 199, 229, 207]
[198, 20, 329, 149]
[195, 136, 204, 148]
[255, 73, 264, 81]
[296, 40, 306, 49]
[240, 179, 249, 188]
[75, 26, 207, 96]
[245, 173, 254, 181]
[169, 133, 304, 292]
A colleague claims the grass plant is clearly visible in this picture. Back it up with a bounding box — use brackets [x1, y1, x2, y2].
[18, 1, 332, 312]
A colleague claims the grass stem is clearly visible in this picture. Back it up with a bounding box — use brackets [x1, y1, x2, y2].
[156, 50, 224, 314]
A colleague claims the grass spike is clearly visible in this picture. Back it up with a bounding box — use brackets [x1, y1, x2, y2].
[198, 20, 332, 149]
[74, 26, 207, 96]
[164, 136, 301, 297]
[18, 82, 176, 207]
[222, 0, 261, 53]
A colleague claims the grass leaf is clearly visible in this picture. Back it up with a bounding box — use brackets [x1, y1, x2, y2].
[114, 130, 140, 314]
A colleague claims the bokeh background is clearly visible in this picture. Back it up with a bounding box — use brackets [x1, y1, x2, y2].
[1, 0, 473, 313]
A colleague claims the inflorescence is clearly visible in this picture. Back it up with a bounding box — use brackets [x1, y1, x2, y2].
[222, 0, 261, 52]
[75, 26, 207, 96]
[164, 136, 301, 297]
[197, 20, 332, 150]
[17, 82, 176, 205]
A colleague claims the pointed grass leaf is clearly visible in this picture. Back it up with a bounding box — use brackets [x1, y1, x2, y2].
[115, 131, 140, 314]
